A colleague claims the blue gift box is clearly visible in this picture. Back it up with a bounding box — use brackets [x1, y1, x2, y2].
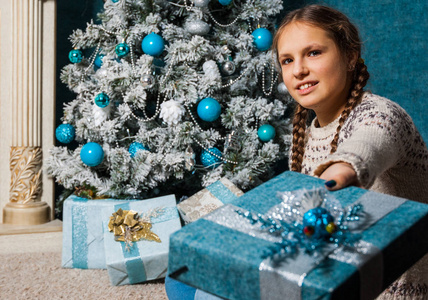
[62, 195, 131, 269]
[102, 195, 181, 286]
[168, 171, 428, 300]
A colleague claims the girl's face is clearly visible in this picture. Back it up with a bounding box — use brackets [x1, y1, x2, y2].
[277, 22, 353, 126]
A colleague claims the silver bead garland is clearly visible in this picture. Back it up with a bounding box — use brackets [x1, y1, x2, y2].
[262, 63, 278, 96]
[192, 137, 238, 165]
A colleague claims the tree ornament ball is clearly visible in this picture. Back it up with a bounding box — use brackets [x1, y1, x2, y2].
[142, 33, 165, 57]
[252, 28, 273, 51]
[200, 147, 223, 169]
[111, 0, 119, 3]
[94, 92, 110, 108]
[193, 0, 210, 7]
[221, 61, 236, 76]
[115, 42, 130, 58]
[80, 142, 104, 167]
[218, 0, 232, 5]
[197, 97, 221, 122]
[128, 142, 149, 158]
[69, 49, 83, 64]
[185, 20, 211, 36]
[94, 54, 105, 68]
[277, 82, 288, 94]
[302, 207, 335, 240]
[140, 73, 155, 88]
[257, 124, 276, 142]
[55, 124, 75, 144]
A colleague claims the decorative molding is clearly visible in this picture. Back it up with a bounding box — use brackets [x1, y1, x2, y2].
[9, 147, 43, 205]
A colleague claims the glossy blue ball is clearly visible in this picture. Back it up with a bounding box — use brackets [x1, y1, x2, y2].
[303, 207, 334, 240]
[257, 124, 276, 142]
[197, 97, 221, 122]
[69, 49, 83, 64]
[252, 28, 273, 51]
[80, 142, 104, 167]
[55, 124, 75, 144]
[112, 0, 119, 2]
[142, 33, 165, 57]
[128, 142, 149, 158]
[218, 0, 232, 5]
[94, 93, 110, 108]
[115, 42, 130, 58]
[200, 147, 223, 169]
[94, 54, 105, 68]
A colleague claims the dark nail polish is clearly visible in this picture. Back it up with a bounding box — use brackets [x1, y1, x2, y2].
[325, 180, 337, 188]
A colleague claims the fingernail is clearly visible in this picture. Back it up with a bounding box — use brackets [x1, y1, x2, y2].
[325, 180, 337, 188]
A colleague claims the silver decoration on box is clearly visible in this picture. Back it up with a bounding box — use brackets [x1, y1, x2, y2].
[184, 20, 211, 36]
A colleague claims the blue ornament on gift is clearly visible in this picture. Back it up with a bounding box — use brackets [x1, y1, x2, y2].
[257, 124, 276, 142]
[197, 97, 221, 122]
[115, 42, 130, 58]
[128, 142, 149, 158]
[142, 33, 165, 57]
[94, 53, 105, 68]
[55, 124, 75, 144]
[69, 49, 83, 64]
[218, 0, 232, 5]
[303, 207, 336, 240]
[200, 147, 223, 169]
[94, 92, 110, 108]
[252, 28, 273, 51]
[80, 142, 104, 167]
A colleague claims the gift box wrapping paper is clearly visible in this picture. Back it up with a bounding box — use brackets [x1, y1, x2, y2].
[177, 177, 244, 224]
[168, 171, 428, 300]
[62, 195, 131, 269]
[102, 195, 181, 286]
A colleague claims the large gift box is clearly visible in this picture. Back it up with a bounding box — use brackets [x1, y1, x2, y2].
[102, 195, 181, 285]
[168, 171, 428, 300]
[177, 177, 244, 224]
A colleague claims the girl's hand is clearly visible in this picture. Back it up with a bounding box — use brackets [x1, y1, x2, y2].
[319, 162, 362, 190]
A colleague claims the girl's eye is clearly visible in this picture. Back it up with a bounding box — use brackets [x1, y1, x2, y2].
[281, 58, 292, 65]
[309, 50, 321, 57]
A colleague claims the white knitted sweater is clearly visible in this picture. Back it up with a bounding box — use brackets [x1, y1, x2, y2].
[298, 92, 428, 299]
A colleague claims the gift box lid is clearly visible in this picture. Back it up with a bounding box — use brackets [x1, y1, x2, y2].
[168, 171, 428, 300]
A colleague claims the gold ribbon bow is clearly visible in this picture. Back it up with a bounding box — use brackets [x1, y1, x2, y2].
[108, 208, 161, 248]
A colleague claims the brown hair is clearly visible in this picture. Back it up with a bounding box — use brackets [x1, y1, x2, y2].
[273, 5, 370, 173]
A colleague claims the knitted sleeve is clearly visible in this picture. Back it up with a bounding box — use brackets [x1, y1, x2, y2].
[314, 94, 416, 188]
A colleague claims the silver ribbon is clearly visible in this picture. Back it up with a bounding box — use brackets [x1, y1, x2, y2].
[203, 190, 406, 300]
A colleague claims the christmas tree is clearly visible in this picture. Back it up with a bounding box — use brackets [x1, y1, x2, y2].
[47, 0, 292, 200]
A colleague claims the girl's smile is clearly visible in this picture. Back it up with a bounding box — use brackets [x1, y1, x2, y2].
[277, 22, 354, 126]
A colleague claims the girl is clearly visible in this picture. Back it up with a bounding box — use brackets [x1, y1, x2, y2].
[273, 4, 428, 299]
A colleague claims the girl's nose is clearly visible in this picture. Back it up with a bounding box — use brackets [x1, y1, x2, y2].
[293, 60, 308, 78]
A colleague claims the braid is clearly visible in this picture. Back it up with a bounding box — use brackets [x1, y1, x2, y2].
[330, 59, 370, 153]
[291, 104, 309, 172]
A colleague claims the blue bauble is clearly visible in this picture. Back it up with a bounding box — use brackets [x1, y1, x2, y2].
[94, 54, 105, 68]
[80, 142, 104, 167]
[303, 207, 335, 240]
[257, 124, 276, 142]
[55, 124, 75, 144]
[115, 42, 130, 58]
[252, 28, 273, 51]
[218, 0, 232, 5]
[142, 33, 165, 57]
[112, 0, 119, 2]
[94, 92, 110, 108]
[197, 97, 221, 122]
[69, 49, 83, 64]
[200, 147, 223, 169]
[128, 142, 149, 158]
